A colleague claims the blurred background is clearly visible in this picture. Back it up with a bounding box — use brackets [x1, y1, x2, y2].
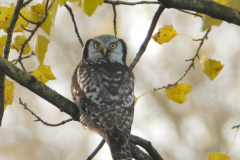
[1, 0, 240, 160]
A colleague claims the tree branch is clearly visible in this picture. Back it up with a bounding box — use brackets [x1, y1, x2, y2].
[86, 139, 106, 160]
[19, 98, 73, 126]
[112, 4, 117, 36]
[64, 3, 84, 48]
[159, 0, 240, 26]
[0, 56, 80, 121]
[0, 0, 24, 126]
[130, 135, 163, 160]
[130, 142, 153, 160]
[129, 5, 165, 70]
[104, 0, 160, 6]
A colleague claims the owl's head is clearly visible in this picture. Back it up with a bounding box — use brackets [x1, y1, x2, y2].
[82, 35, 127, 64]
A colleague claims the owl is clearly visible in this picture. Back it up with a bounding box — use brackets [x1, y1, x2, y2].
[71, 35, 135, 160]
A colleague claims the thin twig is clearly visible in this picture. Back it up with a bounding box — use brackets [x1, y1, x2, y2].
[104, 0, 160, 6]
[166, 27, 211, 86]
[137, 28, 212, 98]
[64, 3, 84, 48]
[232, 124, 240, 129]
[23, 0, 33, 7]
[20, 13, 39, 24]
[86, 139, 106, 160]
[12, 51, 35, 64]
[20, 24, 34, 32]
[129, 5, 165, 70]
[112, 4, 117, 36]
[226, 127, 239, 155]
[177, 9, 203, 17]
[19, 98, 73, 126]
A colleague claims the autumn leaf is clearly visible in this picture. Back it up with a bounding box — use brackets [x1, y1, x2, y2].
[202, 0, 226, 31]
[194, 13, 203, 18]
[31, 69, 48, 84]
[37, 65, 56, 80]
[0, 4, 15, 30]
[165, 83, 191, 104]
[135, 96, 138, 104]
[3, 7, 29, 32]
[35, 35, 50, 65]
[213, 0, 228, 5]
[10, 35, 31, 55]
[48, 0, 59, 24]
[57, 0, 69, 6]
[206, 152, 231, 160]
[80, 0, 104, 16]
[41, 13, 52, 35]
[31, 65, 56, 84]
[200, 55, 224, 80]
[28, 3, 52, 35]
[4, 78, 15, 110]
[152, 25, 177, 45]
[0, 35, 7, 57]
[13, 8, 29, 32]
[202, 15, 222, 31]
[229, 0, 240, 10]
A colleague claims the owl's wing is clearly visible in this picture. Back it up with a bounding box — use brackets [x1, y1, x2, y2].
[71, 66, 86, 101]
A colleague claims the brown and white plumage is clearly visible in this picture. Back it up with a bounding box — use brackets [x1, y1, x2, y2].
[71, 35, 134, 160]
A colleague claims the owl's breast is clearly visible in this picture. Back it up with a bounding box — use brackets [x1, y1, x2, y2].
[78, 61, 134, 107]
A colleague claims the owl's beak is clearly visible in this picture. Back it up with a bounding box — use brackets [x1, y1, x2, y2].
[103, 47, 107, 55]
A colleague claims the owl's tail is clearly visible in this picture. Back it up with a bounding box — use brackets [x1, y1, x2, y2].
[107, 135, 132, 160]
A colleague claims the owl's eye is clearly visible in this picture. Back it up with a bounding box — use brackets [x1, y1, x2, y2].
[94, 43, 100, 49]
[110, 43, 116, 49]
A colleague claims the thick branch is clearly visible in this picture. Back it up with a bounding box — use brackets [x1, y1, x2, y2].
[0, 56, 80, 121]
[159, 0, 240, 26]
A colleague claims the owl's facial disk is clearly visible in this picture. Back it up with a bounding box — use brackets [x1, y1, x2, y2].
[86, 40, 126, 64]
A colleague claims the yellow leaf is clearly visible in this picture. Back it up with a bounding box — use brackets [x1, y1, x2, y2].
[28, 3, 52, 35]
[80, 0, 104, 16]
[213, 0, 228, 5]
[57, 0, 69, 6]
[10, 35, 31, 55]
[0, 4, 15, 30]
[35, 35, 50, 65]
[200, 56, 224, 80]
[135, 96, 138, 104]
[31, 65, 56, 83]
[0, 35, 7, 57]
[229, 0, 240, 10]
[194, 13, 203, 18]
[206, 152, 231, 160]
[28, 3, 45, 22]
[4, 78, 15, 110]
[202, 15, 222, 31]
[37, 65, 56, 80]
[165, 83, 191, 104]
[41, 13, 52, 35]
[31, 69, 49, 83]
[13, 8, 29, 32]
[152, 25, 177, 45]
[48, 0, 58, 25]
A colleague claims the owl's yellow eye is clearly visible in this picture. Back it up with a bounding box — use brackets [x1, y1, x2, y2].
[94, 43, 100, 49]
[110, 43, 116, 49]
